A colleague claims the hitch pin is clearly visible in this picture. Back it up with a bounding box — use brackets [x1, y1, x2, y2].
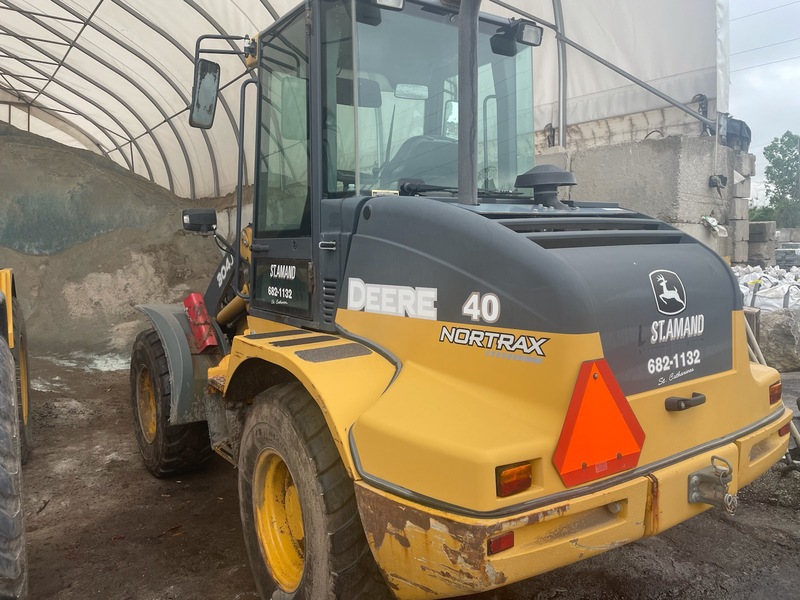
[688, 455, 739, 515]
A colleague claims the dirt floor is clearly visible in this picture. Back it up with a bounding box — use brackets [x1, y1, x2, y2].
[22, 352, 800, 600]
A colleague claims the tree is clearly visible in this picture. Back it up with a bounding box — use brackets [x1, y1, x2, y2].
[763, 130, 799, 206]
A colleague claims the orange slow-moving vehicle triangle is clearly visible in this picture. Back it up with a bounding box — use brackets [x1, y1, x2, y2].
[553, 360, 645, 487]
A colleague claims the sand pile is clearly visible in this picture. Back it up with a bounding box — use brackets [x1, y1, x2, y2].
[0, 123, 223, 355]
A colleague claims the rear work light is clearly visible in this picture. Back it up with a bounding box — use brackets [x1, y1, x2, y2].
[769, 381, 782, 405]
[496, 461, 532, 497]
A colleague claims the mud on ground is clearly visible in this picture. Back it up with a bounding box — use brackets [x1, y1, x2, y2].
[23, 352, 800, 600]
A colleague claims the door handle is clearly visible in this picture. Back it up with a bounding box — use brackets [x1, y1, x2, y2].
[250, 243, 270, 253]
[665, 392, 706, 412]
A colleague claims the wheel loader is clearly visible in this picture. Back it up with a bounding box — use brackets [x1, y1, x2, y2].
[130, 1, 794, 598]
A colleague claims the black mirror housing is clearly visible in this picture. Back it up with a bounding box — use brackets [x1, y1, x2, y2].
[182, 208, 217, 233]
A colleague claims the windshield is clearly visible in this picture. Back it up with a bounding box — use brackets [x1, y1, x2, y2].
[321, 0, 534, 197]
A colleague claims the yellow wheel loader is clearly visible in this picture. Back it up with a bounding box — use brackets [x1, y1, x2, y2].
[130, 1, 793, 598]
[0, 269, 29, 599]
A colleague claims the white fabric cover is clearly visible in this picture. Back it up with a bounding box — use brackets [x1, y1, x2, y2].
[0, 0, 727, 198]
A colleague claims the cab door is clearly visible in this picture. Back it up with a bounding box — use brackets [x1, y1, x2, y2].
[250, 8, 315, 324]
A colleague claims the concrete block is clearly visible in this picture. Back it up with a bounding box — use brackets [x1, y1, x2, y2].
[535, 149, 570, 172]
[750, 221, 776, 242]
[675, 136, 735, 224]
[733, 177, 751, 198]
[735, 152, 756, 178]
[676, 223, 726, 255]
[573, 137, 682, 220]
[733, 240, 749, 264]
[730, 198, 749, 220]
[749, 240, 776, 266]
[728, 218, 749, 242]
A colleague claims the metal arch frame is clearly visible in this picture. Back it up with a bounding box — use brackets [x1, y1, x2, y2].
[0, 79, 125, 163]
[0, 35, 149, 180]
[0, 0, 178, 194]
[48, 0, 221, 198]
[259, 0, 280, 20]
[0, 87, 115, 161]
[0, 36, 152, 180]
[1, 2, 189, 197]
[29, 0, 104, 106]
[109, 0, 244, 196]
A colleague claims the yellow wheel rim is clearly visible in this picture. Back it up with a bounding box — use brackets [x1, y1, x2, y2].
[135, 366, 157, 444]
[18, 335, 29, 426]
[253, 450, 305, 592]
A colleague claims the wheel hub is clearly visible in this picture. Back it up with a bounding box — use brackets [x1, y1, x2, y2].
[253, 450, 305, 592]
[135, 366, 157, 444]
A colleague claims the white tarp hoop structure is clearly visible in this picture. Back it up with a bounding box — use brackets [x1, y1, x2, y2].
[0, 0, 729, 199]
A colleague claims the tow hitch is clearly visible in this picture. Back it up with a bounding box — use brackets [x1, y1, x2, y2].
[688, 455, 738, 514]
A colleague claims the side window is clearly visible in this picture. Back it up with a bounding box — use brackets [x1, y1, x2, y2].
[256, 15, 310, 238]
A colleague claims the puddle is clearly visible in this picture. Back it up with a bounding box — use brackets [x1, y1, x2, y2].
[38, 353, 129, 372]
[31, 376, 70, 393]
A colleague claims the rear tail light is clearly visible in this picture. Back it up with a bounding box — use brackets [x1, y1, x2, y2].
[778, 423, 790, 437]
[487, 531, 514, 555]
[769, 381, 782, 405]
[496, 461, 532, 497]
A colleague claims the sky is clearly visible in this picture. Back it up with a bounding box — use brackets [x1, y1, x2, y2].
[728, 0, 800, 203]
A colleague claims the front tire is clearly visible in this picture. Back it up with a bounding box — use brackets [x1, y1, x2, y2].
[238, 382, 390, 599]
[130, 329, 212, 478]
[0, 341, 28, 598]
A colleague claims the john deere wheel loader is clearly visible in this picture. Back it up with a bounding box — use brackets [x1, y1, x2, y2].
[130, 1, 793, 598]
[0, 270, 29, 599]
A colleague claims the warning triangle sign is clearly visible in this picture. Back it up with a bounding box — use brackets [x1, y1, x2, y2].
[553, 360, 645, 487]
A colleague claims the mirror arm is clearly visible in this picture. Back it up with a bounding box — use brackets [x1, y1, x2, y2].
[194, 34, 255, 60]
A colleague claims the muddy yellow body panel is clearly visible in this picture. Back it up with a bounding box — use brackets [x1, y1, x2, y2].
[355, 408, 791, 600]
[221, 318, 395, 476]
[0, 269, 14, 348]
[222, 305, 789, 599]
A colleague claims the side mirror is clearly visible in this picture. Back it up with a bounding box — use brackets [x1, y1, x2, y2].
[189, 59, 221, 129]
[182, 208, 217, 233]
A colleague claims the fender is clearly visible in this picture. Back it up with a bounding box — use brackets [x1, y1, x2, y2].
[137, 303, 225, 424]
[223, 326, 396, 475]
[0, 269, 15, 348]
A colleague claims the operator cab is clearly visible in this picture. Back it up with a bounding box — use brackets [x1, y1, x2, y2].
[190, 0, 542, 331]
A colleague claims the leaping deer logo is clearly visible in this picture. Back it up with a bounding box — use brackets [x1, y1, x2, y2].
[649, 270, 687, 316]
[656, 274, 685, 308]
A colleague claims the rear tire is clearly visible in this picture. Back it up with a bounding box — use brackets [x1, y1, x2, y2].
[0, 341, 28, 598]
[10, 300, 31, 466]
[238, 382, 390, 599]
[130, 329, 213, 478]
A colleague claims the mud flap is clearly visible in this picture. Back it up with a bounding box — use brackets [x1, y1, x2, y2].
[137, 304, 221, 425]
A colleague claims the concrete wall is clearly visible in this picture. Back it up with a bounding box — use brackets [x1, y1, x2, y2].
[778, 228, 800, 243]
[749, 221, 777, 266]
[536, 135, 755, 264]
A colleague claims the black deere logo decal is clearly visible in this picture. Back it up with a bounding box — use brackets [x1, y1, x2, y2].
[649, 270, 687, 316]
